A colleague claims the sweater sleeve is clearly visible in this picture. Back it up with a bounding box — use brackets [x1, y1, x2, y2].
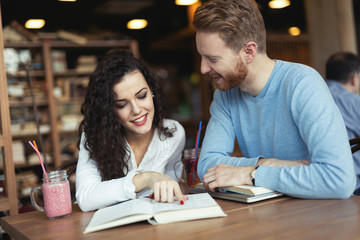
[197, 90, 261, 180]
[75, 133, 139, 212]
[257, 73, 356, 199]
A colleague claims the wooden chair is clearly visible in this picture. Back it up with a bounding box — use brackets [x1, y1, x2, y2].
[351, 137, 360, 196]
[350, 137, 360, 154]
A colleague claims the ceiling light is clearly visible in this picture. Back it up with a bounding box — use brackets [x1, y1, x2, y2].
[127, 19, 148, 30]
[25, 19, 45, 29]
[268, 0, 291, 9]
[175, 0, 199, 6]
[288, 27, 301, 36]
[58, 0, 77, 2]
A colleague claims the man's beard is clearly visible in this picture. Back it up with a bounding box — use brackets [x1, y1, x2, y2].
[214, 60, 248, 91]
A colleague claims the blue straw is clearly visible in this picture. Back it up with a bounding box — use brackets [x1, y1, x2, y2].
[195, 121, 202, 159]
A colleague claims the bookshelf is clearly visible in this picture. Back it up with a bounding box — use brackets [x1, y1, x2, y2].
[0, 6, 18, 215]
[4, 39, 139, 170]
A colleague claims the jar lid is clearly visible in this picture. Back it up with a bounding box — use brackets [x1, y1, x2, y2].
[43, 170, 68, 181]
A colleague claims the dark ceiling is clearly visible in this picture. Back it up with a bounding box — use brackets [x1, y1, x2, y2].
[1, 0, 306, 42]
[0, 0, 306, 71]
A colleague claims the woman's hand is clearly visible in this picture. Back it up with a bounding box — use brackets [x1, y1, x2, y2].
[133, 172, 188, 203]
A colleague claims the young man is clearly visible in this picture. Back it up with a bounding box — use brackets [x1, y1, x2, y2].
[325, 52, 360, 195]
[193, 0, 355, 198]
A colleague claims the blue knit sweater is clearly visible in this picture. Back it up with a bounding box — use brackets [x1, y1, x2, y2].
[198, 60, 356, 198]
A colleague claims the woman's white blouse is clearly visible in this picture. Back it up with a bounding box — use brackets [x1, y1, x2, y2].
[75, 119, 185, 212]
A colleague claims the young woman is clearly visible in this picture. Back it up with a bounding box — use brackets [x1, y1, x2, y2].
[76, 49, 187, 212]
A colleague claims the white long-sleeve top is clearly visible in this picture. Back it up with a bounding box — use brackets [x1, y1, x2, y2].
[76, 119, 185, 212]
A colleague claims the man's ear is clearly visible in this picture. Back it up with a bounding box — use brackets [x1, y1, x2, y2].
[242, 41, 257, 64]
[350, 73, 358, 86]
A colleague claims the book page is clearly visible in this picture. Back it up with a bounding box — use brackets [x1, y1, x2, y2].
[151, 193, 227, 224]
[84, 198, 153, 233]
[151, 193, 218, 214]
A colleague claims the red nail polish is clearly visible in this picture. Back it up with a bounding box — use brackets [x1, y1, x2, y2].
[180, 200, 184, 205]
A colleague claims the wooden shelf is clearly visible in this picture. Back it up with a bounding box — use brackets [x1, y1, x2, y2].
[54, 69, 92, 77]
[58, 97, 84, 104]
[0, 135, 3, 147]
[0, 195, 10, 212]
[9, 99, 48, 107]
[0, 162, 40, 171]
[47, 39, 136, 48]
[9, 96, 84, 107]
[13, 162, 42, 169]
[7, 70, 44, 78]
[12, 128, 50, 138]
[4, 42, 42, 49]
[4, 39, 138, 54]
[7, 69, 93, 79]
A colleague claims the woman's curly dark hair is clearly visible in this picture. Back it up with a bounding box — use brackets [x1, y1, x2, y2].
[77, 49, 173, 181]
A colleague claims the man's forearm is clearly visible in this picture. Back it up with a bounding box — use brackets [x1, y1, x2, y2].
[257, 158, 310, 167]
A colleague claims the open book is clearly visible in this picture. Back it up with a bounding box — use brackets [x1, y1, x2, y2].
[83, 193, 227, 234]
[189, 184, 283, 203]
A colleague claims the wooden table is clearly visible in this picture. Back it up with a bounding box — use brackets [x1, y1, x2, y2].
[1, 196, 360, 240]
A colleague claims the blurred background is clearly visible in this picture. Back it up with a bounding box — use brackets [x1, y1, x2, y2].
[0, 0, 359, 212]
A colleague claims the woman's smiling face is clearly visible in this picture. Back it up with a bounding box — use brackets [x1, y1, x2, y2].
[114, 70, 155, 138]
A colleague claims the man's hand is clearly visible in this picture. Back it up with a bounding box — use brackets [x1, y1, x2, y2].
[202, 164, 254, 192]
[202, 158, 310, 192]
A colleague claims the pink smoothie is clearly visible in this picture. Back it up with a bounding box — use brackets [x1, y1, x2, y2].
[42, 180, 72, 219]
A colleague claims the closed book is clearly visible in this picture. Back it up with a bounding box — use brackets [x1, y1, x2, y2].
[193, 183, 275, 196]
[190, 184, 283, 203]
[220, 185, 275, 196]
